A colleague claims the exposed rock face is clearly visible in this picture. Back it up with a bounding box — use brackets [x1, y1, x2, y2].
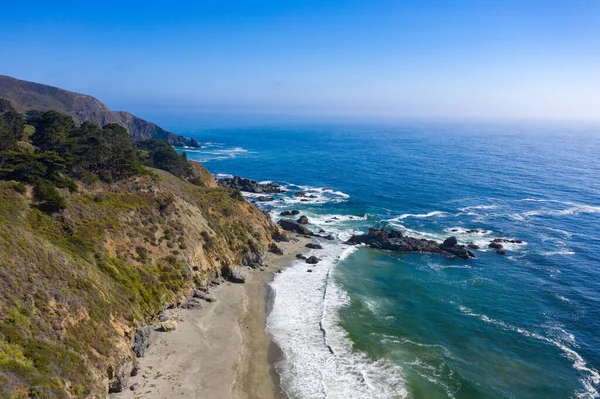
[0, 75, 200, 147]
[278, 219, 314, 236]
[306, 256, 319, 264]
[132, 325, 154, 358]
[489, 242, 503, 249]
[218, 176, 284, 193]
[345, 228, 475, 259]
[108, 360, 133, 393]
[297, 215, 309, 224]
[280, 210, 300, 216]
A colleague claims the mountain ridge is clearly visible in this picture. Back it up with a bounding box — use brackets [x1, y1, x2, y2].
[0, 75, 199, 147]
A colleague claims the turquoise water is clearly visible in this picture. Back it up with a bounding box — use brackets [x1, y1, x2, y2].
[166, 118, 600, 399]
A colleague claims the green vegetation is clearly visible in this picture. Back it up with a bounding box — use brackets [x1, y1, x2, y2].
[0, 100, 276, 398]
[0, 100, 202, 214]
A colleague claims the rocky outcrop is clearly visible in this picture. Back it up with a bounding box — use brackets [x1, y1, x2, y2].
[305, 243, 323, 249]
[225, 266, 247, 283]
[280, 210, 300, 216]
[345, 228, 475, 259]
[278, 219, 314, 236]
[269, 242, 284, 255]
[218, 176, 284, 193]
[132, 325, 154, 358]
[306, 256, 319, 264]
[297, 215, 309, 224]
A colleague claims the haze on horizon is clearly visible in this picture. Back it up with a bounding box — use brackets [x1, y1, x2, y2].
[1, 0, 599, 121]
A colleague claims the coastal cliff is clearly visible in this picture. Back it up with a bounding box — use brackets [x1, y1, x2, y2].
[0, 75, 199, 147]
[0, 101, 278, 398]
[0, 169, 277, 398]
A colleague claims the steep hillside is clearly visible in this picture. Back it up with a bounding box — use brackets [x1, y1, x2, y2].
[0, 76, 198, 147]
[0, 169, 277, 398]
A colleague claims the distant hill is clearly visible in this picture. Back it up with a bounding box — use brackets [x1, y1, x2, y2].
[0, 75, 199, 147]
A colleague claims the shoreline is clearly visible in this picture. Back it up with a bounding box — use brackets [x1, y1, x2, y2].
[111, 234, 310, 399]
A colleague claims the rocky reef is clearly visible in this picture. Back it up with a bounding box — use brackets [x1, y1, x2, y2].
[217, 176, 284, 194]
[345, 228, 475, 259]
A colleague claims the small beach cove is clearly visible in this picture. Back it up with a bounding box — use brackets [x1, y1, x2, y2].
[111, 235, 310, 399]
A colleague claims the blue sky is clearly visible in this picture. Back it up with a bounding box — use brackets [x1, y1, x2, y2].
[1, 1, 599, 120]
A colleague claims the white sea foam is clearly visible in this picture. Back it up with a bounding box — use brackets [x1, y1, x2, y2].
[268, 242, 407, 398]
[214, 173, 233, 180]
[457, 305, 600, 399]
[392, 211, 449, 220]
[543, 250, 576, 256]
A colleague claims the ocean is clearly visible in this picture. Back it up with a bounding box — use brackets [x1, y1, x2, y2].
[165, 117, 600, 399]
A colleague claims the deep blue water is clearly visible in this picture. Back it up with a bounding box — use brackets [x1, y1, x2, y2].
[165, 118, 600, 399]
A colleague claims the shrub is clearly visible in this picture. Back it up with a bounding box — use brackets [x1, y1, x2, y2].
[34, 180, 67, 213]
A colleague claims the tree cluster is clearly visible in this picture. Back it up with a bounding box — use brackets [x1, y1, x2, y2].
[0, 100, 194, 213]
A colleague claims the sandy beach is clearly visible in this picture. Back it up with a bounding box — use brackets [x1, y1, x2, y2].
[112, 235, 310, 399]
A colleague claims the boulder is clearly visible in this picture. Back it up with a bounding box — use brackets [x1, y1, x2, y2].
[227, 266, 247, 283]
[307, 269, 313, 272]
[272, 232, 290, 242]
[158, 312, 170, 322]
[467, 243, 481, 250]
[296, 253, 307, 260]
[130, 361, 140, 377]
[305, 243, 323, 249]
[277, 219, 314, 236]
[160, 320, 178, 332]
[489, 242, 503, 249]
[257, 196, 274, 202]
[269, 243, 284, 255]
[297, 215, 309, 224]
[496, 249, 506, 255]
[180, 298, 203, 309]
[130, 382, 141, 391]
[294, 191, 307, 197]
[306, 256, 319, 264]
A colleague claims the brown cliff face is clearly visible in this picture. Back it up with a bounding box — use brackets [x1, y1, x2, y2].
[0, 168, 277, 398]
[0, 75, 199, 147]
